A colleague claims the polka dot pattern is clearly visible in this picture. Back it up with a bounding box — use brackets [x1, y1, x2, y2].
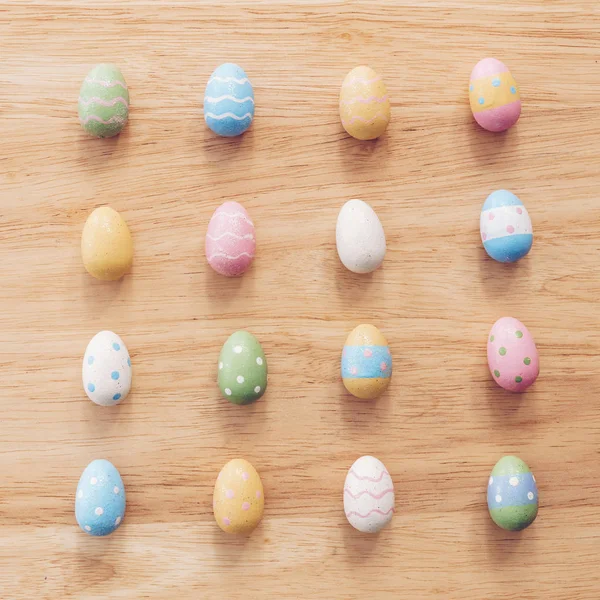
[218, 331, 267, 405]
[83, 331, 132, 406]
[214, 458, 264, 534]
[76, 459, 126, 537]
[488, 317, 539, 392]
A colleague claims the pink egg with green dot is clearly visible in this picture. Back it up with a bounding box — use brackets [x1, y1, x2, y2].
[487, 317, 539, 392]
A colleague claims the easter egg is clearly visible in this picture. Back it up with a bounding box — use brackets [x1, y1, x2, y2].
[76, 459, 126, 536]
[78, 64, 129, 138]
[339, 66, 390, 140]
[342, 324, 392, 399]
[204, 63, 254, 137]
[205, 201, 256, 276]
[469, 58, 521, 132]
[81, 206, 133, 281]
[480, 190, 533, 263]
[213, 458, 264, 534]
[82, 331, 132, 406]
[488, 317, 539, 392]
[218, 331, 267, 405]
[488, 455, 538, 531]
[336, 199, 386, 274]
[344, 456, 394, 533]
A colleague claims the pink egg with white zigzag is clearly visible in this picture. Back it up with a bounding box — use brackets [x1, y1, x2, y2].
[205, 202, 256, 277]
[344, 455, 394, 533]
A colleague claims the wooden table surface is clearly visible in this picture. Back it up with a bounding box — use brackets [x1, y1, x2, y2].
[2, 1, 600, 598]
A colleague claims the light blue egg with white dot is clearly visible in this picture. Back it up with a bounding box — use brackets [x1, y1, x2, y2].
[83, 331, 132, 406]
[204, 63, 254, 137]
[76, 459, 125, 537]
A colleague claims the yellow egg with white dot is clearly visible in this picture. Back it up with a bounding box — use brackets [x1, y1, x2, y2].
[213, 458, 264, 534]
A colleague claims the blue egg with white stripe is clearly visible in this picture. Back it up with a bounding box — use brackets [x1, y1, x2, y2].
[480, 190, 533, 263]
[204, 63, 254, 137]
[76, 459, 126, 537]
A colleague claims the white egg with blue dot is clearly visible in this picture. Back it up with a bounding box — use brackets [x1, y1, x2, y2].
[82, 331, 132, 406]
[204, 63, 254, 137]
[76, 459, 125, 536]
[480, 190, 533, 263]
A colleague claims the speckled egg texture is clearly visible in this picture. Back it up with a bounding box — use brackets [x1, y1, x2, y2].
[82, 330, 132, 406]
[344, 455, 394, 533]
[213, 458, 264, 534]
[488, 455, 538, 531]
[339, 66, 390, 140]
[342, 324, 392, 399]
[206, 201, 255, 277]
[78, 64, 129, 138]
[76, 459, 126, 536]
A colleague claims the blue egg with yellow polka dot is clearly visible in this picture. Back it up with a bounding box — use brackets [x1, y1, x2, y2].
[76, 459, 126, 536]
[204, 63, 254, 137]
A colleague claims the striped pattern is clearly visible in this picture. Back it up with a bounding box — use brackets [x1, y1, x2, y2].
[78, 64, 130, 138]
[339, 66, 391, 140]
[204, 63, 254, 137]
[205, 201, 256, 277]
[344, 456, 395, 533]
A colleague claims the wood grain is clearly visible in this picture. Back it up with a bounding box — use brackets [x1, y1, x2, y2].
[2, 1, 600, 598]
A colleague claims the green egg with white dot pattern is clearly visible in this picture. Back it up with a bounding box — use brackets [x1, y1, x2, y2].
[488, 455, 538, 531]
[218, 331, 267, 405]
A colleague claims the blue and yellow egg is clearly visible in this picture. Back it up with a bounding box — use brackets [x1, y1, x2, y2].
[341, 324, 392, 399]
[204, 63, 254, 137]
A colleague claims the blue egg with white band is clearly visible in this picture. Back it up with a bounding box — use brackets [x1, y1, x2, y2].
[480, 190, 533, 263]
[204, 63, 254, 137]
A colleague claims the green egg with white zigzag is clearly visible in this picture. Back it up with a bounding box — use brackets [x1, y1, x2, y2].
[78, 64, 130, 138]
[488, 455, 538, 531]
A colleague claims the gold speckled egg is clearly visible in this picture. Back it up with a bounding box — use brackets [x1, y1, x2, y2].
[342, 324, 392, 399]
[339, 66, 390, 140]
[81, 206, 133, 281]
[213, 458, 264, 534]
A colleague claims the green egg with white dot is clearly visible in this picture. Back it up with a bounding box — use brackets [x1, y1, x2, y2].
[218, 331, 267, 405]
[488, 455, 538, 531]
[83, 331, 132, 406]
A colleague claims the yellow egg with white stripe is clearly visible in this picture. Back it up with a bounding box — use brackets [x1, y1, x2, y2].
[339, 66, 390, 140]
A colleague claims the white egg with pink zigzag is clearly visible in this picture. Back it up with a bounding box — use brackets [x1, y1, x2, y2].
[343, 455, 395, 533]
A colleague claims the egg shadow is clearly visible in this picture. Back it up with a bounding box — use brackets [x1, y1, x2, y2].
[73, 527, 115, 565]
[202, 262, 250, 309]
[337, 133, 389, 180]
[333, 262, 379, 305]
[341, 519, 383, 564]
[466, 114, 517, 167]
[212, 389, 269, 441]
[481, 377, 539, 428]
[79, 273, 130, 317]
[80, 398, 125, 443]
[476, 251, 532, 302]
[480, 505, 525, 563]
[201, 126, 255, 163]
[210, 523, 253, 562]
[75, 126, 130, 166]
[337, 380, 393, 439]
